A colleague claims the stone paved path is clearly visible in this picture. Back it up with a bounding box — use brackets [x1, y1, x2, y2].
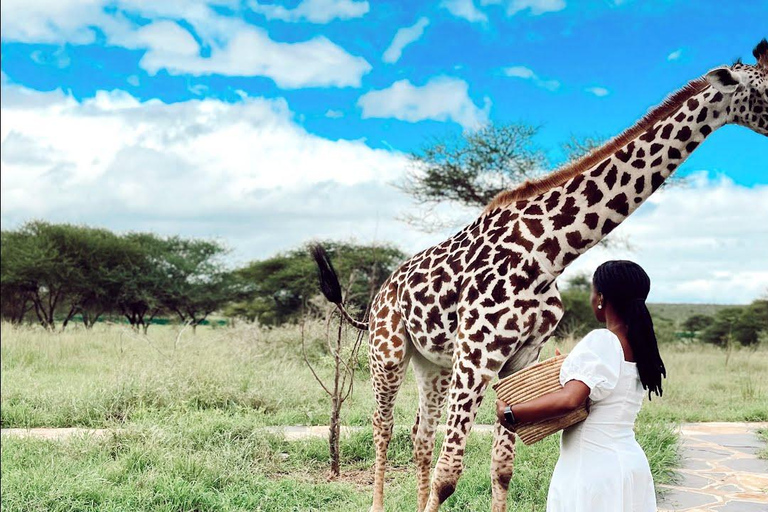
[1, 427, 118, 440]
[657, 422, 768, 512]
[4, 421, 766, 511]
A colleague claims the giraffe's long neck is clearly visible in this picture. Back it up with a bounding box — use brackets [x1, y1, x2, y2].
[525, 84, 729, 276]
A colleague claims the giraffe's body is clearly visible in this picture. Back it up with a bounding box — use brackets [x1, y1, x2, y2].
[314, 41, 767, 512]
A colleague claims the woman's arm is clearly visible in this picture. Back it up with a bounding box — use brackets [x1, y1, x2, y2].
[495, 380, 590, 429]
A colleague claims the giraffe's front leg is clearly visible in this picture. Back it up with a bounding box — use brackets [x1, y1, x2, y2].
[490, 298, 564, 511]
[490, 421, 516, 512]
[489, 347, 540, 512]
[424, 352, 497, 512]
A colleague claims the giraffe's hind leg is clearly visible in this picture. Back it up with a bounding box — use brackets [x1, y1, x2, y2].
[369, 311, 411, 512]
[411, 353, 452, 512]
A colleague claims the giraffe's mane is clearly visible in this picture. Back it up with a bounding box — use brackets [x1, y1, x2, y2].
[485, 77, 710, 211]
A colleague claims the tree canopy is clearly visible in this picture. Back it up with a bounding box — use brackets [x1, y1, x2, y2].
[2, 222, 406, 330]
[1, 222, 234, 331]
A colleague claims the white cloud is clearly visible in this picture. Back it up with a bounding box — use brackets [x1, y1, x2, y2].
[586, 86, 609, 97]
[481, 0, 566, 16]
[383, 17, 430, 64]
[441, 0, 488, 23]
[562, 173, 768, 304]
[325, 109, 344, 118]
[1, 1, 371, 89]
[503, 65, 560, 91]
[357, 76, 490, 130]
[136, 22, 371, 88]
[503, 66, 536, 79]
[0, 85, 423, 259]
[667, 49, 683, 61]
[444, 0, 564, 21]
[249, 0, 369, 23]
[0, 0, 104, 44]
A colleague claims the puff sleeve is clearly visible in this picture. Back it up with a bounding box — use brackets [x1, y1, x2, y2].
[559, 329, 623, 402]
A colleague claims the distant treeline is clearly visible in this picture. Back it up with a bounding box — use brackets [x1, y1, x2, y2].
[2, 221, 765, 345]
[1, 221, 404, 331]
[557, 274, 768, 347]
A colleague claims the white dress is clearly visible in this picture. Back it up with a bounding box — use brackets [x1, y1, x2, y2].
[546, 329, 656, 512]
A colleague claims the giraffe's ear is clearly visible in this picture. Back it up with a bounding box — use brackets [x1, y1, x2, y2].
[705, 67, 741, 93]
[753, 38, 768, 69]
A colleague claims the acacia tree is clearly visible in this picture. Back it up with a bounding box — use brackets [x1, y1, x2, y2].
[116, 233, 172, 333]
[1, 230, 35, 324]
[58, 225, 144, 329]
[0, 222, 87, 329]
[399, 123, 547, 231]
[158, 237, 236, 331]
[700, 300, 768, 347]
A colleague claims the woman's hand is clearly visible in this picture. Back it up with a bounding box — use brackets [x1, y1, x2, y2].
[496, 399, 516, 432]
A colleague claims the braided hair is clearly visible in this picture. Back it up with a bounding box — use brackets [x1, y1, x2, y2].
[593, 260, 666, 399]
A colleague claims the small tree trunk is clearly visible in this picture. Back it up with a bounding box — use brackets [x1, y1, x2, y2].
[329, 395, 341, 478]
[84, 311, 102, 329]
[61, 305, 78, 331]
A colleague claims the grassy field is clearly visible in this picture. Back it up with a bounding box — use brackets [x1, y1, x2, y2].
[1, 322, 766, 511]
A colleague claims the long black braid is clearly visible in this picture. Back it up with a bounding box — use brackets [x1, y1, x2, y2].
[593, 260, 667, 399]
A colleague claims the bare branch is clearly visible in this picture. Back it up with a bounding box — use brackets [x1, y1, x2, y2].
[301, 316, 332, 396]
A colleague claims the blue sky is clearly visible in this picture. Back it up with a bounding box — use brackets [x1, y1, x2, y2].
[1, 0, 767, 303]
[3, 0, 767, 179]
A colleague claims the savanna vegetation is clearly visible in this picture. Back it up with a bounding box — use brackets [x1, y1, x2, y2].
[2, 220, 766, 510]
[2, 319, 766, 511]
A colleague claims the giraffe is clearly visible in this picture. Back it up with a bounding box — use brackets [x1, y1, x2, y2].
[312, 39, 768, 512]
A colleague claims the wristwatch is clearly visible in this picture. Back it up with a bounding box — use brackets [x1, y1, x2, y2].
[503, 405, 517, 426]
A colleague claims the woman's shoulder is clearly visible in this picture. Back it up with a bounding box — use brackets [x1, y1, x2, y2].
[581, 328, 620, 344]
[574, 329, 622, 355]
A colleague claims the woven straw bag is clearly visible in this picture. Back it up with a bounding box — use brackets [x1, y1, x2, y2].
[492, 354, 588, 445]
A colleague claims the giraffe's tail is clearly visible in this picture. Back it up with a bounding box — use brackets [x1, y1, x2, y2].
[310, 244, 369, 330]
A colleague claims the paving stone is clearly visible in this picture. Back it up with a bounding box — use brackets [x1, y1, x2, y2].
[675, 472, 714, 489]
[682, 458, 714, 470]
[714, 484, 742, 492]
[730, 444, 763, 456]
[713, 501, 768, 512]
[682, 446, 731, 460]
[721, 458, 768, 473]
[657, 488, 719, 509]
[691, 434, 766, 450]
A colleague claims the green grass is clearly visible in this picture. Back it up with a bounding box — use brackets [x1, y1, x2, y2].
[0, 415, 677, 512]
[758, 429, 768, 460]
[2, 323, 764, 429]
[1, 322, 764, 511]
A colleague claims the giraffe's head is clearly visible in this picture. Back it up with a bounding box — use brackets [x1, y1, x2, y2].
[705, 38, 768, 137]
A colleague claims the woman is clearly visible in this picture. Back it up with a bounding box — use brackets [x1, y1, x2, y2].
[496, 260, 666, 512]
